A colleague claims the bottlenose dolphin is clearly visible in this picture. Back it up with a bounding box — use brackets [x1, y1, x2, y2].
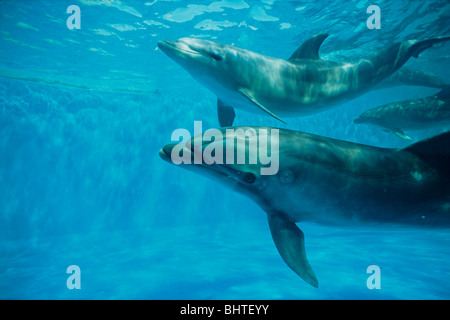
[354, 86, 450, 140]
[158, 34, 450, 126]
[159, 127, 450, 287]
[375, 67, 447, 90]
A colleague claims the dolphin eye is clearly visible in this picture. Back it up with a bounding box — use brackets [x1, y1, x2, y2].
[209, 52, 223, 61]
[241, 172, 256, 184]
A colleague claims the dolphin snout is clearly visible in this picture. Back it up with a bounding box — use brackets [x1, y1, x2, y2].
[159, 143, 176, 162]
[157, 40, 172, 49]
[353, 117, 364, 124]
[159, 141, 201, 165]
[157, 39, 199, 57]
[353, 115, 379, 125]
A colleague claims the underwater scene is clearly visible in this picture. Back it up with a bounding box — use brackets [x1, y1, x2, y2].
[1, 0, 449, 300]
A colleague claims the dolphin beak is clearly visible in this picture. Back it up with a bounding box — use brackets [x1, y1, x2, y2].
[159, 140, 242, 185]
[159, 141, 201, 165]
[157, 40, 176, 52]
[159, 143, 177, 163]
[157, 39, 200, 57]
[157, 40, 179, 58]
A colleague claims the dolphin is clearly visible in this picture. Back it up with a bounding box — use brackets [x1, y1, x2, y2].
[375, 67, 447, 90]
[159, 127, 450, 287]
[157, 34, 450, 126]
[354, 86, 450, 140]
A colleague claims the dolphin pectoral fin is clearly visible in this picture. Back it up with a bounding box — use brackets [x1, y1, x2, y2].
[238, 88, 286, 124]
[217, 99, 235, 127]
[267, 213, 318, 288]
[392, 128, 412, 140]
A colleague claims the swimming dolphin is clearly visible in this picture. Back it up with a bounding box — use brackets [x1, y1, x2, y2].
[354, 86, 450, 140]
[157, 34, 450, 126]
[376, 67, 447, 90]
[159, 127, 450, 287]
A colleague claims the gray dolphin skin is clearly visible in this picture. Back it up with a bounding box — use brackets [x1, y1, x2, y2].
[159, 128, 450, 287]
[354, 86, 450, 140]
[375, 67, 447, 90]
[157, 34, 450, 126]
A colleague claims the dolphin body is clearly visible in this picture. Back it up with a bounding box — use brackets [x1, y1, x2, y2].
[354, 86, 450, 140]
[159, 128, 450, 287]
[158, 34, 450, 126]
[377, 67, 447, 90]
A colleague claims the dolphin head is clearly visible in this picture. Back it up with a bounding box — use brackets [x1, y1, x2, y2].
[157, 38, 250, 93]
[354, 115, 375, 125]
[159, 127, 323, 218]
[160, 127, 324, 287]
[159, 141, 261, 196]
[159, 127, 280, 198]
[353, 112, 382, 127]
[158, 38, 225, 65]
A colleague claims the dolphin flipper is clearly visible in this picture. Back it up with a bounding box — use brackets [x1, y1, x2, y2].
[217, 99, 236, 127]
[238, 88, 286, 124]
[392, 128, 412, 141]
[267, 213, 318, 288]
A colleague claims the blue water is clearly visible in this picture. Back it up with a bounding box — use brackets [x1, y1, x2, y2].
[1, 0, 450, 299]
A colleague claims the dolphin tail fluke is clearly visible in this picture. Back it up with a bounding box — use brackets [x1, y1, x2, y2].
[217, 99, 236, 127]
[408, 36, 450, 59]
[401, 131, 450, 179]
[267, 213, 318, 288]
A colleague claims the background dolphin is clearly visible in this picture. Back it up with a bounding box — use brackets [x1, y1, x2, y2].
[159, 127, 450, 287]
[354, 86, 450, 140]
[375, 67, 447, 90]
[158, 34, 450, 126]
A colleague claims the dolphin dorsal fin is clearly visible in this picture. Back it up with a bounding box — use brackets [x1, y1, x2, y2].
[288, 33, 329, 62]
[401, 131, 450, 179]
